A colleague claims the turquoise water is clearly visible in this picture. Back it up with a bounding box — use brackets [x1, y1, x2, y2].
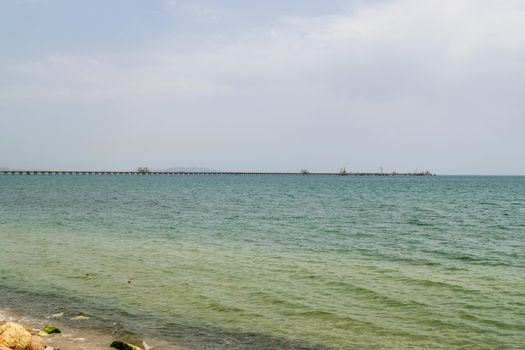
[0, 175, 524, 349]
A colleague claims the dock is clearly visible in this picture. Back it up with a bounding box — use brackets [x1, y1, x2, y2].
[0, 170, 434, 176]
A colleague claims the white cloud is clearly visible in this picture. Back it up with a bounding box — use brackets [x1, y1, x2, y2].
[5, 0, 525, 101]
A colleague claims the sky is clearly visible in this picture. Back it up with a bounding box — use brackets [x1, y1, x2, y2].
[0, 0, 524, 174]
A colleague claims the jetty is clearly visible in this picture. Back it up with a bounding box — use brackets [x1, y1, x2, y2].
[0, 170, 434, 176]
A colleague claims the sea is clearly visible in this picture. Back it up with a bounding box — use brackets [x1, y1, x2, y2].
[0, 175, 523, 349]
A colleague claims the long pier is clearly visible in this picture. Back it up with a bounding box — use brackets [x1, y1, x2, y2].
[0, 170, 434, 176]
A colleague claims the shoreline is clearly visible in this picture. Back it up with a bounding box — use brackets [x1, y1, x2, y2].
[0, 287, 332, 350]
[0, 303, 330, 350]
[0, 307, 186, 350]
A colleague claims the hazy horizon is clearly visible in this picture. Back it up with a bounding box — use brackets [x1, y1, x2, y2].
[1, 0, 524, 175]
[1, 165, 523, 176]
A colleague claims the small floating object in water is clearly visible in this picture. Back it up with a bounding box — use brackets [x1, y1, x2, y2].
[39, 325, 61, 336]
[110, 340, 142, 350]
[48, 312, 63, 319]
[70, 315, 90, 320]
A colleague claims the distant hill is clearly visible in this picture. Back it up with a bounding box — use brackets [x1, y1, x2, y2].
[155, 167, 218, 172]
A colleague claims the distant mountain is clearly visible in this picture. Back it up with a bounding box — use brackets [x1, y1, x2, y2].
[155, 167, 218, 172]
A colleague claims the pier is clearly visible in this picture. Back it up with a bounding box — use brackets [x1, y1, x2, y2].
[0, 170, 434, 176]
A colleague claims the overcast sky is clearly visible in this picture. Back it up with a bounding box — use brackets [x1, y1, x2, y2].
[1, 0, 524, 174]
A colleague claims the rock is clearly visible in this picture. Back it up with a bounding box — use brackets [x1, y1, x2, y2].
[110, 340, 142, 350]
[26, 335, 45, 350]
[18, 323, 33, 333]
[1, 344, 14, 350]
[0, 322, 32, 350]
[38, 326, 61, 336]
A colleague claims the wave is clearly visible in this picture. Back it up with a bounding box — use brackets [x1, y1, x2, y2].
[324, 280, 428, 309]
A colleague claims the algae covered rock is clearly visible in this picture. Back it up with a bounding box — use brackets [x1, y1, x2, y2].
[110, 340, 142, 350]
[38, 326, 61, 336]
[0, 322, 32, 350]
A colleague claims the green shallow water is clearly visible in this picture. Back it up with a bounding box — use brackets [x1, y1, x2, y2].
[0, 175, 524, 349]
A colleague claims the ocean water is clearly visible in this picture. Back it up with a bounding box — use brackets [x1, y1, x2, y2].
[0, 175, 523, 349]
